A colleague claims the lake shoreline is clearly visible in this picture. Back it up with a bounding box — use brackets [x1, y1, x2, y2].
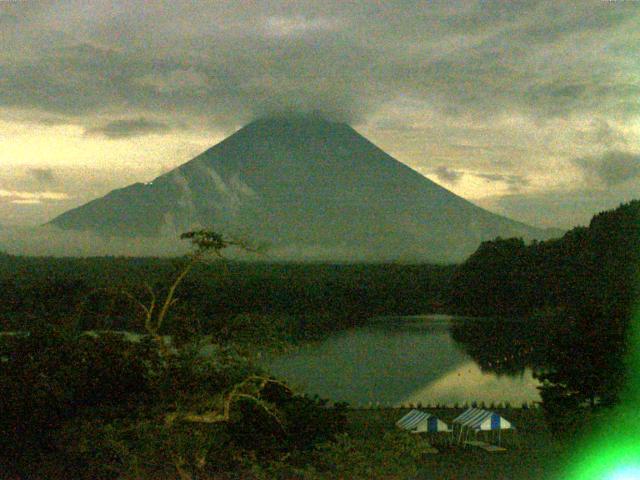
[261, 314, 542, 407]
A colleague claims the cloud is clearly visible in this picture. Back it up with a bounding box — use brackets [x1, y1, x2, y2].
[475, 172, 529, 188]
[0, 189, 70, 201]
[0, 11, 18, 25]
[262, 15, 344, 37]
[433, 166, 463, 184]
[28, 167, 57, 186]
[0, 0, 637, 128]
[134, 69, 210, 95]
[573, 150, 640, 186]
[477, 187, 640, 230]
[574, 119, 628, 148]
[11, 199, 42, 205]
[0, 225, 189, 257]
[0, 0, 639, 232]
[590, 119, 627, 147]
[431, 167, 528, 189]
[85, 118, 171, 139]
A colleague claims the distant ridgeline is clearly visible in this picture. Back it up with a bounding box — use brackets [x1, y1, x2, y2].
[449, 200, 640, 413]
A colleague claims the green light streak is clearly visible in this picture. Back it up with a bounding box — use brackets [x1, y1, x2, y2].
[607, 465, 640, 480]
[562, 303, 640, 480]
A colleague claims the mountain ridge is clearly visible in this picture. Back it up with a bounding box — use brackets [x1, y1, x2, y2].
[50, 116, 555, 261]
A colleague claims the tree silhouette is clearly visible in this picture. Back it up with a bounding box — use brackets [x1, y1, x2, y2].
[121, 230, 263, 354]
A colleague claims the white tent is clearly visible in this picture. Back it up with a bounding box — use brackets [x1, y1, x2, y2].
[452, 408, 515, 445]
[396, 409, 451, 434]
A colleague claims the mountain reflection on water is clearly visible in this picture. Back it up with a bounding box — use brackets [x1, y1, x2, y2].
[263, 315, 543, 406]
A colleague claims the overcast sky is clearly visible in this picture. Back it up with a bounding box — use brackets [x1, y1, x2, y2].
[1, 0, 639, 229]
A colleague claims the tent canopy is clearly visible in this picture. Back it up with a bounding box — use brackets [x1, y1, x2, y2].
[452, 408, 513, 431]
[396, 409, 451, 433]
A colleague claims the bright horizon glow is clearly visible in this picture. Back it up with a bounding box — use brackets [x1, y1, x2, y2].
[0, 189, 70, 200]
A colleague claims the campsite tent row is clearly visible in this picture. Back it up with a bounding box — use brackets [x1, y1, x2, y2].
[397, 408, 515, 446]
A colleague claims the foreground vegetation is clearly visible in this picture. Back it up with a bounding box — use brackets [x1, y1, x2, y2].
[0, 234, 454, 478]
[2, 201, 639, 478]
[240, 407, 573, 480]
[0, 328, 349, 479]
[0, 325, 573, 480]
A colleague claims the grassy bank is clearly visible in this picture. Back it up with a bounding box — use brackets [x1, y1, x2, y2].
[26, 408, 579, 479]
[353, 408, 568, 480]
[245, 407, 572, 480]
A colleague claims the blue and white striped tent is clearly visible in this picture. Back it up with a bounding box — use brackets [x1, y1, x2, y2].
[396, 410, 451, 433]
[452, 408, 513, 432]
[452, 408, 515, 446]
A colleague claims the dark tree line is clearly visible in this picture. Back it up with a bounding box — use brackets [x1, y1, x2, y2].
[0, 256, 453, 339]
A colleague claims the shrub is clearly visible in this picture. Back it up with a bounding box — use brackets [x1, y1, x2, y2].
[310, 431, 428, 479]
[0, 326, 164, 475]
[0, 325, 347, 478]
[538, 382, 583, 436]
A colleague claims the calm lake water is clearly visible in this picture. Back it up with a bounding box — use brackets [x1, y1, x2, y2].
[262, 315, 541, 406]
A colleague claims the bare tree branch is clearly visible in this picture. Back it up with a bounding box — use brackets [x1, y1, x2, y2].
[164, 376, 292, 430]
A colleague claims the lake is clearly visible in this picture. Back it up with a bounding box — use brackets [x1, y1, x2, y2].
[262, 314, 541, 407]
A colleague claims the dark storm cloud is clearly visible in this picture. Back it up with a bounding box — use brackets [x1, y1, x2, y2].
[524, 82, 640, 119]
[431, 166, 528, 189]
[573, 150, 640, 187]
[28, 168, 58, 186]
[475, 172, 529, 187]
[433, 166, 463, 185]
[1, 0, 638, 128]
[85, 118, 171, 139]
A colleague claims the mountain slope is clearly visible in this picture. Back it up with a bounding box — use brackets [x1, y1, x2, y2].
[50, 116, 552, 261]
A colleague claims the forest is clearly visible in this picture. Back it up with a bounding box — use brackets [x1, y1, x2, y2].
[0, 255, 453, 342]
[1, 200, 638, 478]
[449, 200, 640, 432]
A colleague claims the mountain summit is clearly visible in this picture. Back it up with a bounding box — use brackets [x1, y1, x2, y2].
[50, 116, 550, 261]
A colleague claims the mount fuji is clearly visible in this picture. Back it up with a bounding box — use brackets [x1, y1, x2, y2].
[50, 116, 552, 261]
